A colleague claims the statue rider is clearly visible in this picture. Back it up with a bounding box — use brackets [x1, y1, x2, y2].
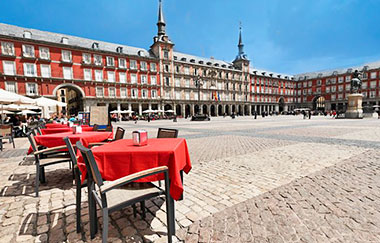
[350, 70, 362, 94]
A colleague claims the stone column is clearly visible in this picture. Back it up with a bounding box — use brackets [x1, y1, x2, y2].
[138, 103, 142, 116]
[182, 104, 186, 118]
[191, 104, 195, 116]
[148, 103, 152, 110]
[128, 103, 132, 111]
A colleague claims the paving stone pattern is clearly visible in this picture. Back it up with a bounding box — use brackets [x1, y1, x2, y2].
[1, 116, 380, 242]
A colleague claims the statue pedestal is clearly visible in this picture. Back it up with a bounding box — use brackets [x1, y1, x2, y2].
[345, 93, 363, 119]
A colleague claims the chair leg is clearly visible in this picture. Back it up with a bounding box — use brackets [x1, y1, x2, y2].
[11, 137, 15, 148]
[132, 204, 137, 218]
[35, 162, 39, 197]
[76, 182, 81, 233]
[40, 167, 46, 184]
[140, 201, 146, 219]
[102, 209, 109, 243]
[165, 175, 174, 243]
[88, 183, 97, 239]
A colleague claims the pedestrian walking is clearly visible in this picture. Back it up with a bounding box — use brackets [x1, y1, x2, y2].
[308, 111, 312, 119]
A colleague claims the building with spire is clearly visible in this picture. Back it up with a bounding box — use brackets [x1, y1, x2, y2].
[0, 0, 379, 117]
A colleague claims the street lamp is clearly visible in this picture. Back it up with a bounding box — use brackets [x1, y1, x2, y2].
[194, 75, 203, 115]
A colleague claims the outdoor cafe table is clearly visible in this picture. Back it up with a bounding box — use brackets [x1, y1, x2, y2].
[45, 123, 90, 129]
[77, 138, 192, 201]
[41, 127, 94, 135]
[27, 131, 113, 155]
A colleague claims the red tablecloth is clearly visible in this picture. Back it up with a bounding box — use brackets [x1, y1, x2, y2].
[45, 123, 90, 129]
[41, 127, 93, 135]
[27, 131, 113, 155]
[77, 138, 192, 200]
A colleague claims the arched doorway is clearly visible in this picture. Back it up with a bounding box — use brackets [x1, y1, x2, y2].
[313, 96, 325, 111]
[164, 104, 172, 111]
[202, 105, 208, 115]
[210, 105, 216, 116]
[244, 105, 248, 115]
[194, 105, 200, 114]
[176, 104, 182, 116]
[232, 105, 236, 114]
[218, 105, 223, 116]
[278, 97, 285, 113]
[54, 84, 84, 116]
[225, 105, 230, 115]
[238, 105, 242, 115]
[185, 105, 191, 117]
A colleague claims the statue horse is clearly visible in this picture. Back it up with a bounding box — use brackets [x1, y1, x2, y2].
[350, 70, 362, 94]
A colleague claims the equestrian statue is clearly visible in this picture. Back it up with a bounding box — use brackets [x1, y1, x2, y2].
[350, 70, 362, 94]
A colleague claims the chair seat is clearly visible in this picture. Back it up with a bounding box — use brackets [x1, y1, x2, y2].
[100, 182, 162, 209]
[39, 156, 71, 166]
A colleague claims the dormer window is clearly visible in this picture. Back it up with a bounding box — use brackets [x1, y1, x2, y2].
[181, 57, 186, 61]
[206, 62, 212, 65]
[262, 72, 266, 76]
[347, 68, 352, 73]
[363, 65, 369, 71]
[317, 73, 323, 78]
[199, 61, 204, 64]
[23, 31, 32, 39]
[277, 75, 281, 78]
[92, 42, 99, 49]
[61, 37, 69, 44]
[173, 56, 177, 60]
[190, 59, 195, 63]
[138, 50, 145, 57]
[116, 46, 123, 53]
[332, 71, 338, 76]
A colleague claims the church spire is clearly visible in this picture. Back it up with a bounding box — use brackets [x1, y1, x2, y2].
[157, 0, 166, 36]
[233, 22, 248, 63]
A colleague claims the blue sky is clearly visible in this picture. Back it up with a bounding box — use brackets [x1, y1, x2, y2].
[1, 0, 380, 74]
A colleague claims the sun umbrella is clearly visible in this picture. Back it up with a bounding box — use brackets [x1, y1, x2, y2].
[165, 109, 175, 113]
[110, 110, 121, 114]
[0, 110, 15, 114]
[0, 89, 36, 104]
[143, 109, 155, 113]
[125, 110, 135, 114]
[34, 97, 66, 107]
[3, 104, 40, 111]
[17, 110, 40, 115]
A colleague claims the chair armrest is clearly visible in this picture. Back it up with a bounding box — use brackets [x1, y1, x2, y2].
[100, 166, 168, 193]
[34, 144, 75, 155]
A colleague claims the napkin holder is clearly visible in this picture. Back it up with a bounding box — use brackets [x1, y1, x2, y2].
[73, 126, 82, 134]
[132, 130, 148, 146]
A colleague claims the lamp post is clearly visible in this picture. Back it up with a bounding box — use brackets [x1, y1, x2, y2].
[194, 75, 203, 115]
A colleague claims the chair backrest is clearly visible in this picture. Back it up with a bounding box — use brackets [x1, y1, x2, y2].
[0, 125, 12, 137]
[114, 127, 125, 140]
[76, 141, 104, 187]
[27, 132, 38, 153]
[92, 124, 98, 131]
[157, 128, 179, 138]
[36, 127, 42, 135]
[105, 126, 112, 132]
[63, 137, 78, 167]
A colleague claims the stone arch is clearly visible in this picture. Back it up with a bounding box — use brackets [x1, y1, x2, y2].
[176, 104, 182, 116]
[210, 105, 216, 116]
[278, 97, 285, 112]
[313, 96, 325, 111]
[218, 105, 223, 116]
[53, 83, 85, 97]
[202, 104, 208, 115]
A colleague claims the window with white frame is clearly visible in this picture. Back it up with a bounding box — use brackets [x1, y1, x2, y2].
[22, 44, 35, 58]
[107, 71, 115, 82]
[63, 66, 73, 79]
[23, 63, 37, 77]
[95, 70, 103, 81]
[61, 50, 72, 62]
[84, 69, 92, 81]
[82, 53, 91, 64]
[151, 76, 157, 85]
[151, 89, 157, 99]
[338, 76, 344, 83]
[131, 74, 137, 84]
[317, 80, 322, 86]
[150, 63, 157, 72]
[331, 86, 336, 92]
[338, 93, 343, 100]
[303, 82, 307, 88]
[2, 61, 15, 75]
[362, 91, 367, 98]
[131, 88, 138, 98]
[40, 64, 51, 78]
[5, 82, 17, 93]
[119, 72, 126, 83]
[362, 72, 368, 79]
[338, 85, 343, 92]
[185, 91, 190, 100]
[118, 58, 126, 68]
[345, 84, 351, 91]
[94, 55, 102, 66]
[308, 81, 312, 87]
[184, 66, 190, 75]
[175, 78, 180, 87]
[106, 56, 114, 67]
[370, 81, 377, 88]
[26, 83, 38, 96]
[120, 88, 127, 98]
[142, 89, 148, 98]
[370, 90, 376, 98]
[370, 72, 377, 79]
[345, 75, 351, 82]
[39, 47, 50, 60]
[1, 42, 15, 56]
[362, 82, 367, 89]
[141, 75, 147, 84]
[96, 87, 104, 97]
[165, 91, 170, 99]
[330, 78, 336, 84]
[130, 60, 137, 70]
[163, 50, 169, 59]
[331, 94, 336, 101]
[176, 91, 181, 100]
[140, 61, 147, 71]
[185, 79, 190, 88]
[108, 87, 116, 97]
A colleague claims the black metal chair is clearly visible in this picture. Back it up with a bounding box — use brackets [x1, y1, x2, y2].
[27, 133, 71, 197]
[76, 141, 174, 243]
[89, 127, 125, 147]
[157, 128, 179, 138]
[36, 127, 42, 135]
[0, 124, 15, 151]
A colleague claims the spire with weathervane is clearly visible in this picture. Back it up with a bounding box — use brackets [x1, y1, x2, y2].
[153, 0, 172, 44]
[233, 22, 250, 70]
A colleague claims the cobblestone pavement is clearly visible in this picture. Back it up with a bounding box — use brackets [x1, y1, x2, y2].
[1, 116, 380, 242]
